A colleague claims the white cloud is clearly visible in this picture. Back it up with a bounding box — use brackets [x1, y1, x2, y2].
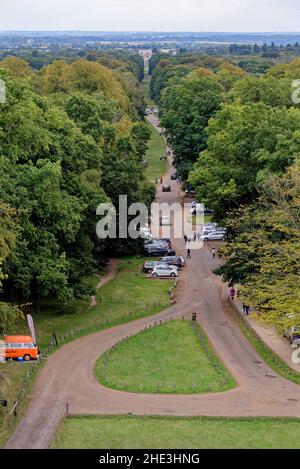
[0, 0, 300, 31]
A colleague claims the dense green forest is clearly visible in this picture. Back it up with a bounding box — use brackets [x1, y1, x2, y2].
[150, 51, 300, 329]
[0, 53, 153, 332]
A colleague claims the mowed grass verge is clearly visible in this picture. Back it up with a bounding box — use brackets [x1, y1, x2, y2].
[52, 415, 300, 449]
[95, 320, 235, 393]
[144, 122, 167, 182]
[34, 257, 173, 349]
[0, 257, 173, 447]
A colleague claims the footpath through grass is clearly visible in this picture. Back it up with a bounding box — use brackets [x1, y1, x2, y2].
[52, 415, 300, 449]
[96, 320, 235, 393]
[0, 257, 173, 447]
[144, 122, 167, 183]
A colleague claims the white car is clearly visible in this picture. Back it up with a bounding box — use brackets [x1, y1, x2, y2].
[202, 226, 226, 236]
[160, 216, 171, 226]
[151, 265, 178, 278]
[201, 231, 225, 242]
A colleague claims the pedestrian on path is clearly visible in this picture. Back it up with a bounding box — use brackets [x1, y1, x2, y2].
[186, 248, 191, 259]
[193, 233, 197, 243]
[243, 304, 250, 315]
[211, 246, 217, 259]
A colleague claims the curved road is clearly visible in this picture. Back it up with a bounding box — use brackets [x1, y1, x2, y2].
[6, 114, 300, 449]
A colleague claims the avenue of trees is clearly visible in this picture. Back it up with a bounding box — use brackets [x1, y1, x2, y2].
[150, 53, 300, 329]
[0, 55, 153, 331]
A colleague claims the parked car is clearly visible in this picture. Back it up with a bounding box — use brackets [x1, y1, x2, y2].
[184, 186, 196, 196]
[162, 184, 171, 192]
[283, 326, 300, 344]
[142, 261, 178, 274]
[202, 226, 226, 236]
[144, 244, 175, 256]
[160, 256, 185, 268]
[151, 265, 178, 278]
[201, 231, 225, 242]
[190, 203, 204, 215]
[170, 173, 177, 180]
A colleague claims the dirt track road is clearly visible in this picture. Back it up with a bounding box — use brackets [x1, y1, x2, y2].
[6, 114, 300, 449]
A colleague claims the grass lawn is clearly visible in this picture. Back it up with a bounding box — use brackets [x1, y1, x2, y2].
[52, 415, 300, 449]
[144, 122, 167, 182]
[96, 320, 235, 393]
[0, 257, 173, 447]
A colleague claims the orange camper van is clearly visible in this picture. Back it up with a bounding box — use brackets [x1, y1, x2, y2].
[1, 336, 40, 361]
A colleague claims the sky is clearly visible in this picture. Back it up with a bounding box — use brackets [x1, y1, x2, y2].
[0, 0, 300, 32]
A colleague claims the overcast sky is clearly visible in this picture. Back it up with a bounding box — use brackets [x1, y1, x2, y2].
[0, 0, 300, 32]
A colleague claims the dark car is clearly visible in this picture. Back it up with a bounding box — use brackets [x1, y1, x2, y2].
[159, 256, 185, 268]
[162, 184, 171, 192]
[170, 173, 177, 180]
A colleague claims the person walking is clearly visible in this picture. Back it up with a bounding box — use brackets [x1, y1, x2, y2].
[211, 246, 217, 259]
[245, 305, 250, 316]
[186, 248, 191, 259]
[193, 233, 197, 243]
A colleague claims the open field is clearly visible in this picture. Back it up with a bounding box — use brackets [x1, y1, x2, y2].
[96, 320, 235, 393]
[52, 415, 300, 449]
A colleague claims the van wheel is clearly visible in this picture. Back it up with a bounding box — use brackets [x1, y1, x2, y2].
[204, 238, 209, 242]
[152, 273, 158, 278]
[23, 354, 31, 361]
[170, 273, 176, 277]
